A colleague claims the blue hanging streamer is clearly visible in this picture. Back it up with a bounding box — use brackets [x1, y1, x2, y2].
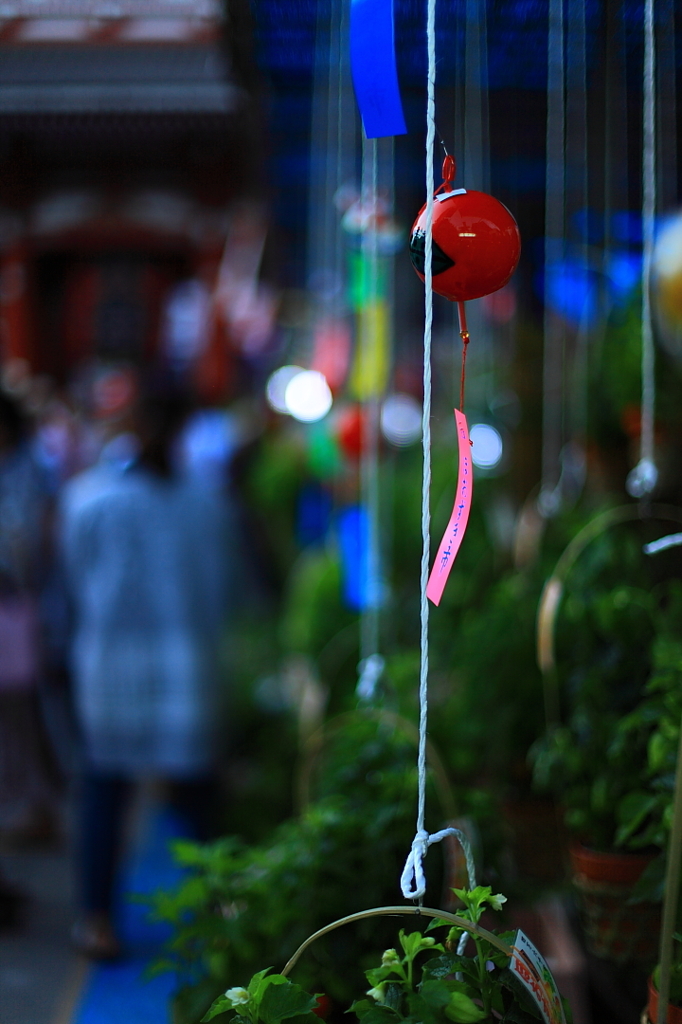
[338, 504, 369, 611]
[350, 0, 407, 139]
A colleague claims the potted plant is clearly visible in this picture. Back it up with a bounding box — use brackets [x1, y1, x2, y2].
[532, 580, 675, 841]
[148, 714, 453, 1024]
[631, 620, 682, 1024]
[646, 950, 682, 1024]
[200, 886, 573, 1024]
[530, 518, 682, 966]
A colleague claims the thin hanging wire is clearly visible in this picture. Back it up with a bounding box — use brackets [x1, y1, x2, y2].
[539, 0, 566, 517]
[595, 0, 629, 383]
[563, 0, 588, 503]
[463, 0, 490, 195]
[459, 0, 490, 410]
[327, 0, 345, 316]
[359, 135, 382, 672]
[322, 0, 337, 305]
[308, 0, 356, 319]
[307, 0, 333, 304]
[627, 0, 657, 498]
[334, 0, 358, 308]
[600, 1, 620, 329]
[656, 0, 677, 211]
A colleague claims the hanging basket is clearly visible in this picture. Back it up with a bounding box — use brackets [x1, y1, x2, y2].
[280, 904, 512, 978]
[536, 504, 682, 966]
[537, 504, 682, 695]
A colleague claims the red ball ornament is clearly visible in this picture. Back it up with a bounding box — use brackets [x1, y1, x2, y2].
[410, 159, 521, 302]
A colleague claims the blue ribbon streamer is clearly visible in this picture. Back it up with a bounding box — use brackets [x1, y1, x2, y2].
[350, 0, 407, 139]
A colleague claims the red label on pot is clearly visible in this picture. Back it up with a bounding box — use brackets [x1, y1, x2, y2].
[509, 930, 567, 1024]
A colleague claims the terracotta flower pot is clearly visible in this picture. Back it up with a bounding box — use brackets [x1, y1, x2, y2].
[569, 844, 660, 965]
[646, 974, 682, 1024]
[569, 844, 654, 886]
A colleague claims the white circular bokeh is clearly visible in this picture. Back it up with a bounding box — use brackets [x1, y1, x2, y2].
[469, 423, 504, 469]
[380, 393, 422, 446]
[266, 365, 305, 414]
[284, 370, 333, 422]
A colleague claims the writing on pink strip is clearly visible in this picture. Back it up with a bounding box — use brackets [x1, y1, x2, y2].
[427, 409, 472, 606]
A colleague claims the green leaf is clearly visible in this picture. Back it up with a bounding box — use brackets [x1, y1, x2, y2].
[425, 917, 451, 933]
[259, 979, 319, 1024]
[615, 791, 659, 846]
[406, 993, 441, 1024]
[351, 999, 401, 1024]
[500, 1004, 544, 1024]
[349, 999, 374, 1016]
[399, 930, 440, 960]
[498, 969, 543, 1021]
[144, 957, 176, 979]
[649, 731, 670, 772]
[366, 967, 400, 987]
[382, 983, 404, 1013]
[487, 933, 514, 969]
[418, 980, 452, 1011]
[248, 969, 275, 1002]
[421, 953, 462, 980]
[444, 991, 486, 1023]
[201, 996, 232, 1022]
[630, 853, 666, 902]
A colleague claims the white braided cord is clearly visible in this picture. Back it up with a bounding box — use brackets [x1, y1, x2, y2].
[400, 0, 475, 904]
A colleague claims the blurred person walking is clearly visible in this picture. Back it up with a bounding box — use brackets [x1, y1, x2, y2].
[60, 388, 231, 958]
[0, 390, 60, 851]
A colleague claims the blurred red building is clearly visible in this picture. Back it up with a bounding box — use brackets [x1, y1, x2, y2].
[0, 0, 264, 400]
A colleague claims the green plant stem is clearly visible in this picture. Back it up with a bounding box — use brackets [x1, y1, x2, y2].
[472, 935, 491, 1020]
[656, 712, 682, 1023]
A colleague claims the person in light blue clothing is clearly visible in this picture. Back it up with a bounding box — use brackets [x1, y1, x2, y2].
[60, 389, 231, 958]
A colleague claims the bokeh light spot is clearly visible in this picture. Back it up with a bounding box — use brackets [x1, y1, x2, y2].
[266, 365, 304, 414]
[469, 423, 503, 469]
[381, 393, 421, 447]
[284, 370, 333, 422]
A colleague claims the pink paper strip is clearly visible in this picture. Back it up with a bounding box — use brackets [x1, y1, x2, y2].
[427, 409, 472, 606]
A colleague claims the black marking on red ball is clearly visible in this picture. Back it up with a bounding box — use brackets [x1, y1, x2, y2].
[409, 229, 455, 277]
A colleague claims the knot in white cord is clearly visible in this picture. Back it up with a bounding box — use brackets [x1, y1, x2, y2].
[400, 826, 477, 901]
[400, 829, 431, 899]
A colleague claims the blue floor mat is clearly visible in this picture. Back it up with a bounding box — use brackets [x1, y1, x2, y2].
[74, 961, 177, 1024]
[73, 805, 190, 1024]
